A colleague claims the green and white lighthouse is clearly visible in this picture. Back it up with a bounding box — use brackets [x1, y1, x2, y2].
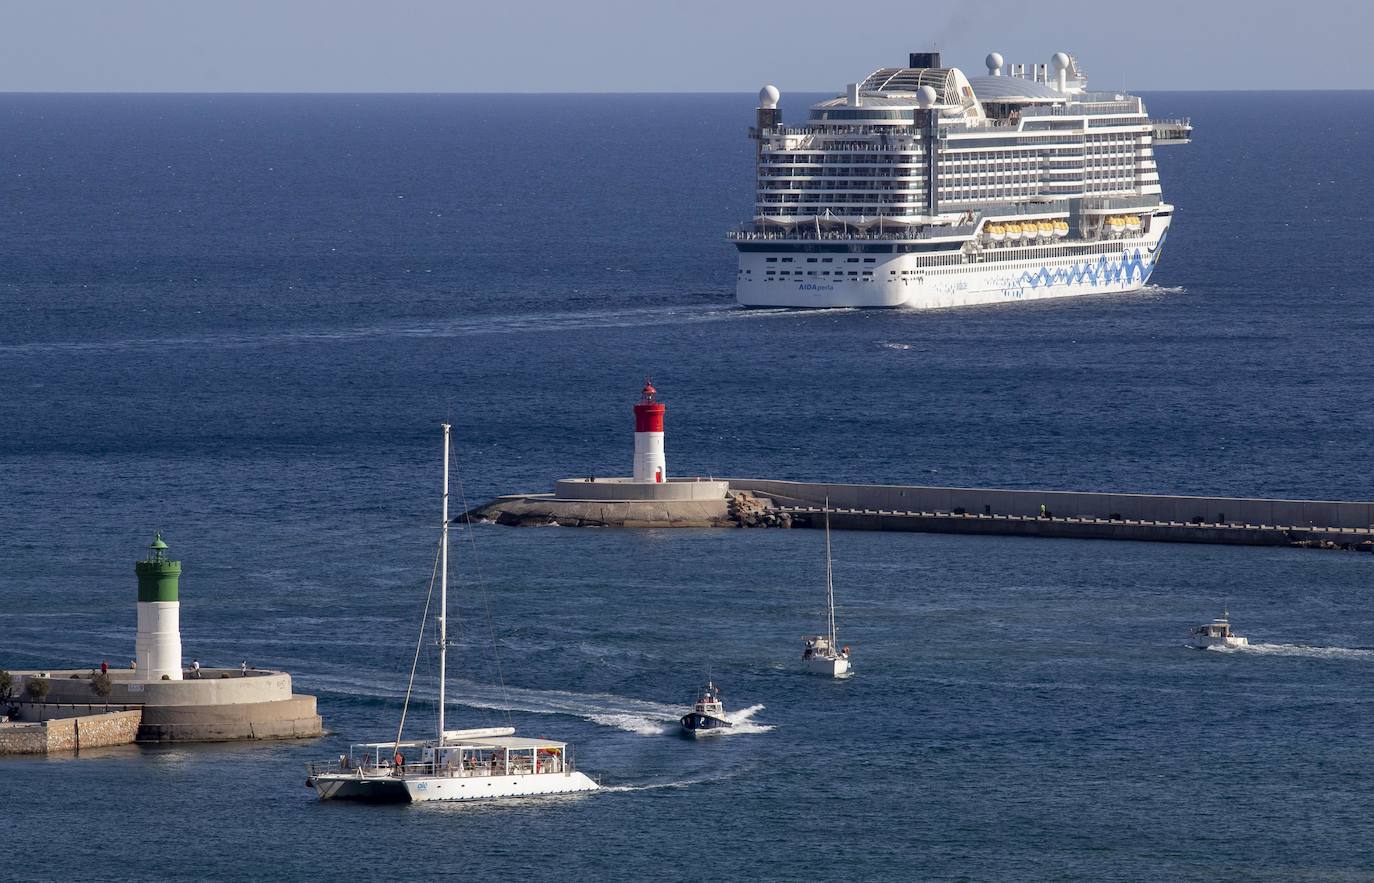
[134, 533, 183, 681]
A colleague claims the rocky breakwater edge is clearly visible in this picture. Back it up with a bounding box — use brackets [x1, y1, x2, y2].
[463, 489, 800, 529]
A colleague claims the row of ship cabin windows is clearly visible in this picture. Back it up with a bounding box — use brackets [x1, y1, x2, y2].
[758, 160, 1137, 189]
[763, 257, 878, 264]
[743, 241, 1146, 274]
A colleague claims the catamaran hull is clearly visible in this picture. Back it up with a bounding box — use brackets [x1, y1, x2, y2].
[404, 771, 599, 802]
[312, 771, 598, 802]
[311, 774, 411, 802]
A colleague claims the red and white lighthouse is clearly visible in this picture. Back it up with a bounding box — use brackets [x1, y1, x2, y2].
[632, 381, 667, 483]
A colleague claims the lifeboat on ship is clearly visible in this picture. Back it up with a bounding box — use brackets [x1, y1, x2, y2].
[987, 224, 1006, 243]
[1107, 216, 1126, 234]
[1036, 220, 1054, 239]
[1005, 223, 1023, 242]
[1125, 214, 1142, 234]
[1053, 219, 1070, 238]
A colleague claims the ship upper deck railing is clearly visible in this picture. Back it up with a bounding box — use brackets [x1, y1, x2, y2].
[308, 747, 574, 780]
[730, 224, 978, 242]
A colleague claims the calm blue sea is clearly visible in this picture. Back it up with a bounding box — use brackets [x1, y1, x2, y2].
[2, 91, 1373, 881]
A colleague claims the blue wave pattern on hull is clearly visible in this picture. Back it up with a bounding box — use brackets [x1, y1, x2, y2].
[1018, 232, 1166, 290]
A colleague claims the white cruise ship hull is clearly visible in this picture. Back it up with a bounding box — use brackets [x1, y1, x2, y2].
[736, 219, 1169, 310]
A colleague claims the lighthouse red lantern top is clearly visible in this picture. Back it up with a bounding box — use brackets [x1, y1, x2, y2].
[634, 380, 665, 433]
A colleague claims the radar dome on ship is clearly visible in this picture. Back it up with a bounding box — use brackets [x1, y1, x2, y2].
[985, 52, 1004, 75]
[915, 85, 937, 109]
[1051, 52, 1071, 71]
[758, 85, 780, 108]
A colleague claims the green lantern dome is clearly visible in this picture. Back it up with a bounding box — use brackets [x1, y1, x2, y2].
[135, 532, 181, 603]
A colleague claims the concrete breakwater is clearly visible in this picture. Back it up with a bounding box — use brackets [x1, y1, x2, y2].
[473, 478, 1374, 549]
[0, 709, 142, 755]
[733, 479, 1374, 547]
[7, 669, 322, 744]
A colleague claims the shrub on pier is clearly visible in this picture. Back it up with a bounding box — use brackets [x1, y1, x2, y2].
[90, 671, 113, 703]
[24, 678, 50, 701]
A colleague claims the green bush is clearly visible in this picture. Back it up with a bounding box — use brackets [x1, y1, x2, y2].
[90, 671, 113, 699]
[0, 670, 12, 703]
[24, 678, 50, 701]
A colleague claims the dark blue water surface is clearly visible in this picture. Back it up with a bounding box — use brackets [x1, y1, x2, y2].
[3, 92, 1374, 881]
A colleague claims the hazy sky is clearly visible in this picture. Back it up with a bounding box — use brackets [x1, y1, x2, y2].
[3, 0, 1370, 92]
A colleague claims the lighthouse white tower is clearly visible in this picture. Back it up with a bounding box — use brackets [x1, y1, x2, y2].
[632, 381, 667, 483]
[135, 533, 184, 682]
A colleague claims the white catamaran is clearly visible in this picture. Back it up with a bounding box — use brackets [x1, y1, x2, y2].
[801, 504, 852, 678]
[306, 423, 599, 802]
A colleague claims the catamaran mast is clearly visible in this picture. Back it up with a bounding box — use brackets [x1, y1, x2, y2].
[438, 422, 450, 743]
[825, 500, 836, 646]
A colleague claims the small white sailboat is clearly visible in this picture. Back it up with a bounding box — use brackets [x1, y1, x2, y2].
[802, 503, 851, 678]
[1189, 610, 1248, 650]
[678, 681, 733, 738]
[307, 423, 598, 802]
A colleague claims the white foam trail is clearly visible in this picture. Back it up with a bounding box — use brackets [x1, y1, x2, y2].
[0, 301, 817, 357]
[721, 704, 773, 735]
[600, 778, 714, 793]
[1143, 284, 1186, 294]
[880, 342, 913, 350]
[587, 713, 673, 736]
[303, 669, 684, 734]
[1209, 642, 1374, 660]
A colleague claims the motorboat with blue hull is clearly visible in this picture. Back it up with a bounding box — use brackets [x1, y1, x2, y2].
[679, 683, 732, 738]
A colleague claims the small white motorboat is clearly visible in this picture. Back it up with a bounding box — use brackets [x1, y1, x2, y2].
[802, 502, 851, 678]
[1189, 611, 1248, 649]
[679, 682, 733, 738]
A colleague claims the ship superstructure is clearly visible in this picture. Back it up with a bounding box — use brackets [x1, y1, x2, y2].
[731, 51, 1191, 308]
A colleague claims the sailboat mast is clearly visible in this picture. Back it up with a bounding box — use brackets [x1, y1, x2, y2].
[438, 422, 450, 744]
[825, 502, 836, 645]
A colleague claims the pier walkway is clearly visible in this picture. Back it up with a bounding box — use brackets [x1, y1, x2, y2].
[731, 479, 1374, 548]
[771, 504, 1374, 547]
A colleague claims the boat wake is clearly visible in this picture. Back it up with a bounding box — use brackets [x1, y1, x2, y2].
[1207, 642, 1374, 660]
[1142, 284, 1186, 295]
[721, 704, 773, 735]
[0, 302, 814, 357]
[599, 777, 718, 793]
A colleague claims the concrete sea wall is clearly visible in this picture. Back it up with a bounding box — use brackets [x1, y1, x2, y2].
[728, 479, 1374, 529]
[730, 479, 1374, 546]
[0, 710, 142, 755]
[9, 670, 322, 743]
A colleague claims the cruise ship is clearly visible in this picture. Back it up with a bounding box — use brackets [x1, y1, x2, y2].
[730, 51, 1191, 309]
